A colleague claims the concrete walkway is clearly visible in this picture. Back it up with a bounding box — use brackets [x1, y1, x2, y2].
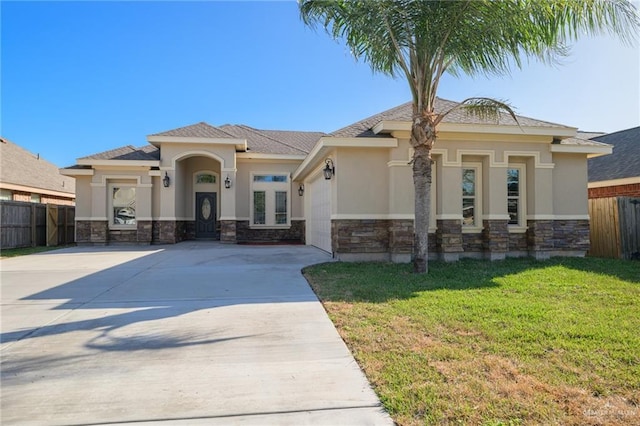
[1, 243, 392, 425]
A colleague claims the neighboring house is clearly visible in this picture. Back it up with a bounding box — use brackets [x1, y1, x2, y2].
[1, 137, 75, 205]
[61, 98, 611, 261]
[587, 127, 640, 198]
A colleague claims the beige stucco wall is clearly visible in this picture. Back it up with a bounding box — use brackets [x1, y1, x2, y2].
[552, 153, 589, 216]
[74, 176, 92, 218]
[335, 148, 389, 216]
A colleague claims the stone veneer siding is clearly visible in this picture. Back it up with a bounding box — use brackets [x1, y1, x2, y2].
[552, 219, 590, 253]
[235, 220, 304, 243]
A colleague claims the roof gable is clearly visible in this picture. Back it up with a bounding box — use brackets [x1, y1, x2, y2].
[331, 98, 571, 138]
[150, 122, 236, 139]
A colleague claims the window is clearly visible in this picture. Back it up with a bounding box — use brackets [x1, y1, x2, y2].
[275, 191, 287, 225]
[1, 189, 13, 200]
[507, 165, 526, 228]
[462, 163, 482, 229]
[253, 191, 266, 225]
[196, 173, 216, 184]
[250, 174, 289, 227]
[31, 194, 41, 203]
[111, 186, 136, 227]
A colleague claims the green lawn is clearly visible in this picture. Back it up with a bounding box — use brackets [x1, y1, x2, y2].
[0, 245, 70, 258]
[303, 257, 640, 426]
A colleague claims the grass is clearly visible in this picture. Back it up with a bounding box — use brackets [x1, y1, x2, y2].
[0, 245, 71, 258]
[303, 257, 640, 425]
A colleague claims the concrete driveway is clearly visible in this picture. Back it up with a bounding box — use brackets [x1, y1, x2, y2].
[1, 242, 392, 425]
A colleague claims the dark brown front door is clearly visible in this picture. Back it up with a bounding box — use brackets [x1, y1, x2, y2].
[196, 192, 216, 239]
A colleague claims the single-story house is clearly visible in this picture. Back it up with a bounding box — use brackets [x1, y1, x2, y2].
[1, 137, 75, 205]
[587, 126, 640, 198]
[61, 98, 612, 261]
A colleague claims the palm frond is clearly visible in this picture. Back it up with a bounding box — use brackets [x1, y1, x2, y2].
[435, 97, 519, 127]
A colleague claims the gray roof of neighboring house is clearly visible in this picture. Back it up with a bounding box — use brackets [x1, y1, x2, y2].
[0, 137, 76, 195]
[587, 126, 640, 182]
[577, 131, 606, 140]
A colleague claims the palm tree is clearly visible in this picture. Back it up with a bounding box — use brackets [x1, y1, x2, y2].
[299, 0, 638, 273]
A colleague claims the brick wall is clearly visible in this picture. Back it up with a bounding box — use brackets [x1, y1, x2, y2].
[589, 183, 640, 199]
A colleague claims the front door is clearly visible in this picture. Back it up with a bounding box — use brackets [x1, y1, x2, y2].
[196, 192, 217, 239]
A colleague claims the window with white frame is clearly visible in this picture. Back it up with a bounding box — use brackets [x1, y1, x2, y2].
[507, 165, 526, 228]
[110, 185, 136, 228]
[251, 174, 289, 227]
[462, 163, 482, 229]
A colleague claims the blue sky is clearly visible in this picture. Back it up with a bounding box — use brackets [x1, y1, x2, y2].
[2, 1, 639, 167]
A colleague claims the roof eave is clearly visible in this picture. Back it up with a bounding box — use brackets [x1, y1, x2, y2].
[373, 120, 577, 138]
[292, 136, 397, 181]
[550, 145, 613, 158]
[147, 135, 248, 151]
[75, 159, 161, 167]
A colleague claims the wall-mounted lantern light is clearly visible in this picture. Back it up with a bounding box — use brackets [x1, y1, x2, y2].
[323, 158, 335, 180]
[298, 184, 304, 196]
[162, 172, 171, 188]
[224, 175, 232, 189]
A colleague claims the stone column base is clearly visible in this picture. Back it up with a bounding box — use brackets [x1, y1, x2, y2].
[220, 220, 237, 243]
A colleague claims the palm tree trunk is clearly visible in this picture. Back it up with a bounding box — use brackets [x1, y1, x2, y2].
[412, 115, 436, 273]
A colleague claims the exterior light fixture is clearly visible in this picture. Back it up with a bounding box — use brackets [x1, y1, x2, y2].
[162, 172, 171, 188]
[323, 159, 335, 180]
[298, 184, 304, 196]
[224, 176, 231, 189]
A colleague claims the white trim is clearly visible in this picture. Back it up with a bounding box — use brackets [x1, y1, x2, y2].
[485, 214, 511, 220]
[387, 160, 411, 167]
[508, 227, 528, 234]
[236, 153, 306, 161]
[76, 159, 159, 167]
[527, 214, 555, 220]
[90, 175, 145, 187]
[137, 217, 153, 221]
[231, 216, 250, 221]
[462, 227, 484, 234]
[330, 214, 415, 220]
[221, 168, 238, 173]
[588, 176, 640, 188]
[526, 214, 590, 220]
[60, 168, 94, 176]
[550, 144, 612, 157]
[147, 135, 247, 151]
[291, 217, 305, 221]
[504, 151, 555, 169]
[149, 170, 161, 177]
[75, 217, 108, 221]
[436, 214, 464, 220]
[171, 150, 227, 169]
[431, 149, 555, 169]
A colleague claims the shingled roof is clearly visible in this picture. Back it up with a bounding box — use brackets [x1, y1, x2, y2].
[1, 137, 75, 195]
[219, 125, 325, 155]
[588, 127, 640, 182]
[331, 98, 570, 138]
[150, 122, 236, 139]
[78, 144, 160, 161]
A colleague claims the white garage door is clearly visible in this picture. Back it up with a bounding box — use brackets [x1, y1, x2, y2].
[307, 173, 332, 253]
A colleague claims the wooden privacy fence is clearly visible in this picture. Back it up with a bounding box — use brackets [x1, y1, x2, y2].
[589, 196, 640, 260]
[0, 201, 75, 249]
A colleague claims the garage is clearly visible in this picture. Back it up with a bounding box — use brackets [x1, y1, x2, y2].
[307, 172, 332, 253]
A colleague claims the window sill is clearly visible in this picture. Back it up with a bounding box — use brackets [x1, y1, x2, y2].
[250, 224, 291, 230]
[462, 227, 484, 234]
[109, 226, 137, 231]
[508, 226, 528, 234]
